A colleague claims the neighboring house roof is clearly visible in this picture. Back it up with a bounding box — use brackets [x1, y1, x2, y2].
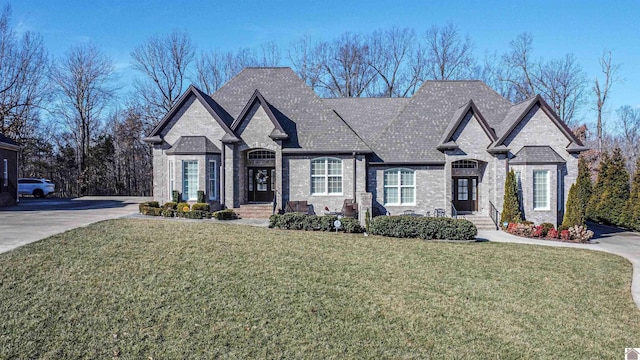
[166, 136, 221, 155]
[509, 146, 566, 165]
[211, 67, 371, 153]
[371, 80, 512, 163]
[0, 132, 20, 151]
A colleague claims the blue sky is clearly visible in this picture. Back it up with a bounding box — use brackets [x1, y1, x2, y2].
[10, 0, 640, 128]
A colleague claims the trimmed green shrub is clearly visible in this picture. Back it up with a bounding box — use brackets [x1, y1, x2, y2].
[576, 156, 592, 212]
[365, 208, 371, 232]
[197, 190, 206, 203]
[562, 184, 584, 228]
[192, 203, 210, 212]
[140, 206, 163, 216]
[183, 210, 212, 219]
[177, 202, 191, 214]
[368, 216, 476, 240]
[268, 214, 364, 233]
[213, 209, 236, 220]
[162, 209, 175, 217]
[138, 201, 160, 213]
[163, 202, 177, 210]
[540, 222, 555, 237]
[588, 148, 630, 226]
[171, 190, 180, 203]
[501, 170, 522, 224]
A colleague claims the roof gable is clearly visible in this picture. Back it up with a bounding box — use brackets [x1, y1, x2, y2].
[437, 100, 497, 150]
[492, 95, 583, 149]
[166, 136, 221, 155]
[147, 85, 237, 141]
[231, 89, 288, 140]
[509, 145, 566, 165]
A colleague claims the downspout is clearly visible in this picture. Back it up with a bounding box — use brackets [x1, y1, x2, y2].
[220, 144, 225, 208]
[352, 152, 357, 202]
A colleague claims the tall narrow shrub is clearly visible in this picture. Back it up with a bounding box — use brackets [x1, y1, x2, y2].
[576, 156, 592, 211]
[588, 148, 629, 225]
[501, 169, 522, 224]
[623, 158, 640, 230]
[587, 151, 609, 222]
[562, 184, 584, 227]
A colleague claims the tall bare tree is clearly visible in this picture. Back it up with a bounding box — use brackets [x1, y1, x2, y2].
[315, 33, 376, 97]
[499, 32, 537, 101]
[616, 105, 640, 173]
[423, 23, 475, 80]
[535, 54, 587, 126]
[368, 27, 423, 97]
[593, 50, 619, 153]
[0, 5, 48, 140]
[131, 30, 195, 118]
[50, 43, 116, 189]
[288, 34, 323, 91]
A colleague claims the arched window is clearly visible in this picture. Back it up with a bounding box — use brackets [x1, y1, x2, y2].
[247, 149, 275, 160]
[384, 168, 415, 205]
[311, 158, 342, 195]
[452, 160, 478, 169]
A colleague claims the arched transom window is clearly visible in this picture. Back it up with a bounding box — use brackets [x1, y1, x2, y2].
[452, 160, 478, 169]
[384, 168, 415, 205]
[247, 149, 275, 160]
[311, 158, 342, 195]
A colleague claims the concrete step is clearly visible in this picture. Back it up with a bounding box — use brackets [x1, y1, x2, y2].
[458, 215, 498, 230]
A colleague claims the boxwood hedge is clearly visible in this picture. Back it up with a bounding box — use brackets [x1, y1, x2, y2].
[269, 213, 364, 233]
[369, 216, 477, 240]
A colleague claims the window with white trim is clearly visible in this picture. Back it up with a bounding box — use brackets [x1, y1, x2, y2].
[208, 160, 216, 200]
[533, 170, 549, 210]
[182, 160, 199, 201]
[168, 160, 174, 196]
[384, 168, 415, 205]
[2, 159, 7, 187]
[311, 158, 342, 195]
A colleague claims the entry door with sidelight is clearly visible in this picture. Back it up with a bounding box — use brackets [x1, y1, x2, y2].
[248, 167, 275, 202]
[453, 176, 478, 212]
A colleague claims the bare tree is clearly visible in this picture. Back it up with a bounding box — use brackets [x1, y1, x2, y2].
[0, 5, 48, 140]
[500, 32, 537, 101]
[258, 41, 281, 67]
[593, 50, 619, 153]
[535, 54, 587, 126]
[50, 43, 116, 188]
[423, 23, 475, 80]
[368, 27, 423, 97]
[194, 46, 264, 94]
[315, 32, 376, 97]
[288, 34, 323, 91]
[616, 105, 640, 172]
[131, 30, 195, 117]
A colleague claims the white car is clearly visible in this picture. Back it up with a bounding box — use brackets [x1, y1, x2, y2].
[18, 178, 55, 198]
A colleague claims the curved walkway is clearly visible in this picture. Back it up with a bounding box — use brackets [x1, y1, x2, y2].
[478, 222, 640, 309]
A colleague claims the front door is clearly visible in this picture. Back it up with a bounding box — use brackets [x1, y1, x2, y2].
[248, 167, 275, 202]
[453, 176, 477, 212]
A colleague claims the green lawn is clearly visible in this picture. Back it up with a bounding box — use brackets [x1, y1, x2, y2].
[0, 219, 638, 359]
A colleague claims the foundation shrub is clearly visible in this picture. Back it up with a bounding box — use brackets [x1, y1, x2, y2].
[191, 203, 210, 212]
[369, 216, 476, 240]
[268, 214, 364, 233]
[212, 209, 236, 220]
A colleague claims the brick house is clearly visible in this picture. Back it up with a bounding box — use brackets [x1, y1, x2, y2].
[0, 132, 19, 207]
[145, 67, 585, 227]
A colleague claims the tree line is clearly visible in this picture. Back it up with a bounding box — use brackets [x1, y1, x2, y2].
[0, 4, 637, 200]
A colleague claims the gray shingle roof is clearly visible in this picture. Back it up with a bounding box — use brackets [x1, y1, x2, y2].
[371, 81, 512, 163]
[509, 146, 566, 165]
[211, 67, 371, 153]
[324, 98, 409, 147]
[166, 136, 221, 155]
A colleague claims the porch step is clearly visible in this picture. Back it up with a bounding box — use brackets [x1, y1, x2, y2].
[233, 204, 274, 219]
[459, 214, 498, 230]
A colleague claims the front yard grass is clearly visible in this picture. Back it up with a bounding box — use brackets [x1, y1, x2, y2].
[0, 219, 638, 358]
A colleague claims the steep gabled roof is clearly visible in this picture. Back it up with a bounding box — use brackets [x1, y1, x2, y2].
[210, 67, 370, 153]
[371, 80, 512, 163]
[492, 94, 584, 150]
[437, 100, 497, 150]
[231, 89, 288, 140]
[509, 145, 566, 165]
[147, 85, 236, 141]
[166, 136, 221, 155]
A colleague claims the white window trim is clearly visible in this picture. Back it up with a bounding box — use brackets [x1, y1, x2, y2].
[208, 160, 217, 200]
[168, 159, 174, 197]
[383, 168, 416, 206]
[182, 160, 199, 201]
[2, 159, 7, 187]
[533, 170, 550, 211]
[310, 157, 343, 196]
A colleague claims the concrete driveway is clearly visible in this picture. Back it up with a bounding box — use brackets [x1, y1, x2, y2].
[0, 196, 149, 253]
[479, 222, 640, 309]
